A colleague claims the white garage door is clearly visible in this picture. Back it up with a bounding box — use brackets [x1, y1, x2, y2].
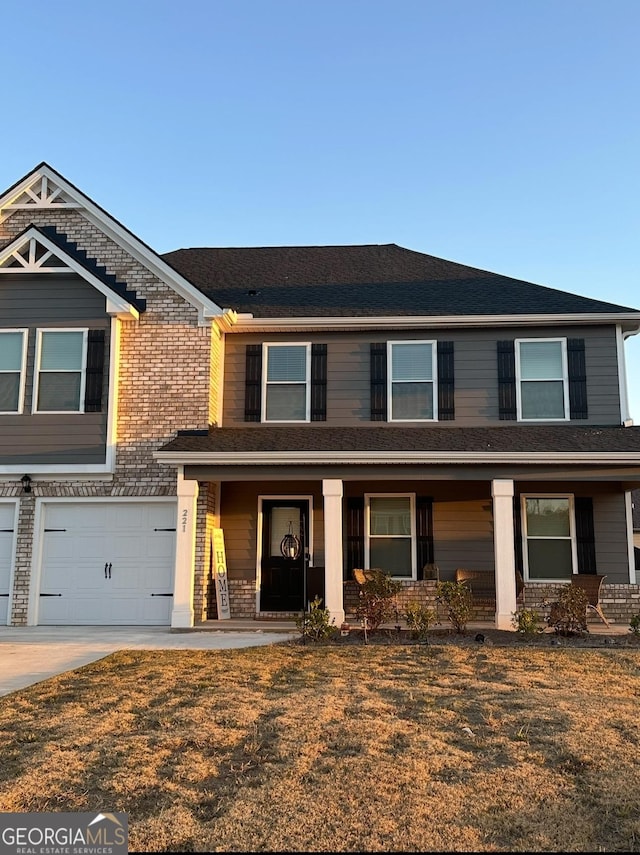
[0, 503, 15, 625]
[39, 501, 176, 625]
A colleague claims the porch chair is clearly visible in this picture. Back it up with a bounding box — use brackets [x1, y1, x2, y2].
[570, 574, 610, 628]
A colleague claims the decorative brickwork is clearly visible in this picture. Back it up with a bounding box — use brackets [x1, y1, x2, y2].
[0, 206, 220, 625]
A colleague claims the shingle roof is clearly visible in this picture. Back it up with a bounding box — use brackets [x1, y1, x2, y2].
[159, 425, 640, 455]
[161, 244, 638, 318]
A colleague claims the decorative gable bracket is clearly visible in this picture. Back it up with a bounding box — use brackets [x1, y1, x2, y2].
[0, 174, 81, 216]
[0, 227, 140, 320]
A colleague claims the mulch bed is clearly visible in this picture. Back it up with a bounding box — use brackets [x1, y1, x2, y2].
[295, 625, 640, 648]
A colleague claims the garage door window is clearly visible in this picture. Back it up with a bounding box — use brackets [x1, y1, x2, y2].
[35, 329, 87, 413]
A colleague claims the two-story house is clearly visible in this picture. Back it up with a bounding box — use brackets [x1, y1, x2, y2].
[2, 162, 640, 630]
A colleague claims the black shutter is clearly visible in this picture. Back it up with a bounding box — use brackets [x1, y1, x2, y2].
[346, 497, 365, 577]
[513, 494, 524, 576]
[437, 341, 455, 420]
[497, 340, 517, 420]
[416, 496, 434, 578]
[310, 344, 327, 421]
[575, 497, 597, 574]
[84, 329, 105, 412]
[568, 338, 588, 420]
[244, 344, 262, 422]
[370, 343, 387, 421]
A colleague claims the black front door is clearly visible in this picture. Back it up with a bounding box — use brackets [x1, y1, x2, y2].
[260, 500, 308, 612]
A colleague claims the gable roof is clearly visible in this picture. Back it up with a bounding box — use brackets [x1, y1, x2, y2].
[162, 243, 640, 319]
[0, 163, 225, 322]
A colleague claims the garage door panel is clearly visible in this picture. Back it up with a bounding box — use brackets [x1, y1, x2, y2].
[40, 502, 176, 626]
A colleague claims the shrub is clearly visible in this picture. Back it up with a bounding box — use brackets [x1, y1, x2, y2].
[295, 597, 336, 642]
[548, 585, 588, 636]
[629, 614, 640, 636]
[404, 602, 437, 641]
[354, 568, 403, 634]
[512, 607, 543, 636]
[435, 580, 473, 634]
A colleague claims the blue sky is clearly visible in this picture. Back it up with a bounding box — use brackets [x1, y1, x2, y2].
[3, 0, 640, 415]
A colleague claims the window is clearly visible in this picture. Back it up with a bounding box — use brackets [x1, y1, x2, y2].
[516, 338, 568, 420]
[0, 330, 27, 414]
[365, 494, 416, 578]
[389, 341, 436, 421]
[522, 495, 576, 581]
[35, 329, 87, 413]
[263, 343, 310, 422]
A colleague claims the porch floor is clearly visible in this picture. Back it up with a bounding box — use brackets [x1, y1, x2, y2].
[189, 619, 632, 636]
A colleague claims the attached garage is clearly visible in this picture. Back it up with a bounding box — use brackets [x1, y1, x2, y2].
[36, 500, 176, 625]
[0, 502, 17, 625]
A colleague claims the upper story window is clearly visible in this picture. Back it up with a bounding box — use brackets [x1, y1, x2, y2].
[516, 338, 569, 421]
[0, 330, 27, 414]
[388, 341, 437, 421]
[34, 329, 87, 413]
[263, 343, 311, 422]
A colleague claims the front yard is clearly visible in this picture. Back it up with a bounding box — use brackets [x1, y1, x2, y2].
[0, 639, 639, 852]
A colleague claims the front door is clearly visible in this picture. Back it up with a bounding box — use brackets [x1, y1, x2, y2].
[260, 500, 309, 612]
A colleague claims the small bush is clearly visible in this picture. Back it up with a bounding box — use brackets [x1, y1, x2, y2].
[354, 568, 403, 633]
[548, 585, 588, 636]
[512, 607, 543, 636]
[295, 597, 336, 641]
[436, 580, 473, 634]
[629, 614, 640, 636]
[404, 602, 437, 641]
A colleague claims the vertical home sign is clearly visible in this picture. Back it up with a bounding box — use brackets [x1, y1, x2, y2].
[212, 528, 231, 620]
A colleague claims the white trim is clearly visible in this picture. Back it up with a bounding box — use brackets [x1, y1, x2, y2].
[0, 499, 19, 626]
[33, 328, 88, 414]
[0, 464, 114, 476]
[230, 313, 640, 333]
[261, 342, 312, 423]
[256, 494, 314, 614]
[364, 492, 416, 580]
[625, 490, 636, 584]
[0, 329, 28, 414]
[27, 495, 178, 626]
[387, 340, 437, 422]
[0, 166, 223, 323]
[0, 227, 138, 320]
[155, 448, 640, 466]
[515, 337, 569, 422]
[521, 493, 577, 583]
[105, 318, 119, 473]
[617, 325, 631, 424]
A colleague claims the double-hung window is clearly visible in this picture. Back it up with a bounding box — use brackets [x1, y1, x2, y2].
[0, 330, 27, 414]
[34, 329, 87, 413]
[522, 495, 576, 581]
[389, 341, 436, 421]
[516, 338, 568, 421]
[263, 343, 310, 422]
[365, 493, 416, 578]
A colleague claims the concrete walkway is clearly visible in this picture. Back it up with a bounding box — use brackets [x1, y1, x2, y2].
[0, 626, 297, 697]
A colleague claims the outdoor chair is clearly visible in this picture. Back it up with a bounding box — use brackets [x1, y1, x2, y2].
[570, 574, 610, 628]
[454, 568, 525, 602]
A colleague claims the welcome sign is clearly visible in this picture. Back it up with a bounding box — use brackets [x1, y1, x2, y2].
[212, 528, 231, 620]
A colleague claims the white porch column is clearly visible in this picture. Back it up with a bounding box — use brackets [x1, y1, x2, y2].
[492, 479, 517, 630]
[323, 478, 345, 626]
[171, 467, 199, 628]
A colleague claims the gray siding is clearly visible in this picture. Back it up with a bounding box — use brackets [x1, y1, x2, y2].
[222, 325, 622, 427]
[0, 274, 109, 465]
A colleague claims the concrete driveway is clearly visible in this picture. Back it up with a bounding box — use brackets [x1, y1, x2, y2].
[0, 626, 296, 697]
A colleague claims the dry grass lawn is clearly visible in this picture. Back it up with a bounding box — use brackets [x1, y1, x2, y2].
[0, 639, 639, 852]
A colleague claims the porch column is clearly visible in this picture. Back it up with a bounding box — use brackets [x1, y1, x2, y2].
[492, 479, 517, 630]
[323, 478, 345, 626]
[172, 467, 199, 628]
